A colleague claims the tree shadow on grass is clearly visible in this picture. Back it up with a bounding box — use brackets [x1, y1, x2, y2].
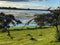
[9, 26, 51, 31]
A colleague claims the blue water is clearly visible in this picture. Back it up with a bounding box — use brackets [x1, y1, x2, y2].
[0, 9, 49, 27]
[0, 9, 49, 13]
[9, 23, 37, 27]
[16, 23, 37, 26]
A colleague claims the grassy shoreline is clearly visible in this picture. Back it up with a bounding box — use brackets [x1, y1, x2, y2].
[0, 26, 60, 45]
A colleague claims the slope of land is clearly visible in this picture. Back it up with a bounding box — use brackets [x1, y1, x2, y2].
[0, 26, 60, 45]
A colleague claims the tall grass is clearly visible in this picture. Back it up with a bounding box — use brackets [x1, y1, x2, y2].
[0, 26, 60, 45]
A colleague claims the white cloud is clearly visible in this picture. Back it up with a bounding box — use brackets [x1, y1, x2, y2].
[0, 1, 49, 9]
[0, 0, 47, 2]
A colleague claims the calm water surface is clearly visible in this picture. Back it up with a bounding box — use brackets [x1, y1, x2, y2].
[0, 9, 49, 27]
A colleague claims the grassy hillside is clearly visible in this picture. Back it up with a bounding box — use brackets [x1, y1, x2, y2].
[0, 26, 60, 45]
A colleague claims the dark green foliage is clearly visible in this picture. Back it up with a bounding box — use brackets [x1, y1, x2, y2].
[0, 12, 22, 39]
[33, 7, 60, 42]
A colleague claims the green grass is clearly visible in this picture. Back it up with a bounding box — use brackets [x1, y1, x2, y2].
[0, 26, 60, 45]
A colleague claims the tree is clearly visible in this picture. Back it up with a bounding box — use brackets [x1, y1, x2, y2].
[0, 12, 22, 39]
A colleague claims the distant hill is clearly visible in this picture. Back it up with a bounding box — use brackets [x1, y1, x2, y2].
[0, 7, 47, 11]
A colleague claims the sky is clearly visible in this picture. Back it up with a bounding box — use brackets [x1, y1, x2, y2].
[0, 0, 60, 9]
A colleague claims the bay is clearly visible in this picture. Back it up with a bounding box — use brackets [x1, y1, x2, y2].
[0, 9, 49, 27]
